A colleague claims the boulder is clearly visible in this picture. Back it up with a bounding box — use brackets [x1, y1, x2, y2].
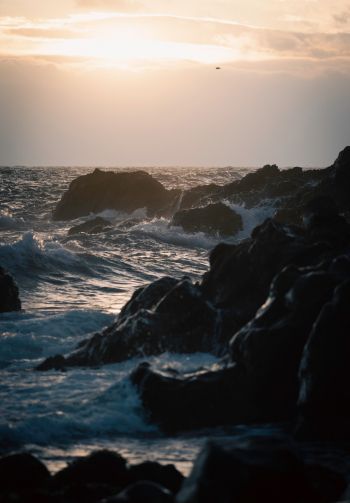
[128, 461, 184, 494]
[171, 202, 243, 237]
[130, 361, 246, 433]
[176, 436, 321, 503]
[68, 216, 111, 235]
[53, 169, 178, 221]
[0, 266, 21, 312]
[53, 450, 128, 489]
[0, 452, 51, 491]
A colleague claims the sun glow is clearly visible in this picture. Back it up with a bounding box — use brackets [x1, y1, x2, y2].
[34, 26, 236, 68]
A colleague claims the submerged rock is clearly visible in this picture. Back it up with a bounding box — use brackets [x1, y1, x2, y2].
[67, 216, 111, 235]
[171, 202, 243, 237]
[0, 266, 21, 312]
[53, 169, 179, 221]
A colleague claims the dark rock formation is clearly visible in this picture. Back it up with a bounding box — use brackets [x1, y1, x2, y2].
[128, 461, 184, 494]
[53, 169, 179, 221]
[176, 435, 346, 503]
[37, 277, 218, 369]
[0, 452, 51, 492]
[297, 275, 350, 441]
[52, 450, 129, 489]
[132, 250, 350, 433]
[171, 202, 243, 237]
[0, 266, 21, 312]
[68, 216, 111, 235]
[38, 181, 350, 372]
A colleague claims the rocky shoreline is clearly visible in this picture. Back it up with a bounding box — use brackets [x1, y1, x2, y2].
[2, 148, 350, 502]
[1, 435, 350, 503]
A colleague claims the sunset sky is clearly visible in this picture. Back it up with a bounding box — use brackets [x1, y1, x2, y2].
[1, 0, 349, 166]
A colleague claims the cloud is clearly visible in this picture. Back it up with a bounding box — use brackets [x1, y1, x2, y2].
[7, 28, 79, 39]
[333, 6, 350, 26]
[76, 0, 144, 11]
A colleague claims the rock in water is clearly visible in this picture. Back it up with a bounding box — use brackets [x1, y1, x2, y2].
[171, 202, 243, 237]
[68, 216, 111, 235]
[53, 169, 178, 220]
[0, 266, 21, 312]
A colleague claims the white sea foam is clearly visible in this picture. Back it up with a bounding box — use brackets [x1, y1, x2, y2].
[225, 201, 275, 240]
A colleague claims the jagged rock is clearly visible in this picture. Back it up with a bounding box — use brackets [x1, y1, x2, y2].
[37, 278, 218, 369]
[53, 169, 179, 221]
[176, 435, 340, 503]
[68, 216, 111, 235]
[0, 266, 21, 312]
[171, 202, 243, 237]
[332, 146, 350, 211]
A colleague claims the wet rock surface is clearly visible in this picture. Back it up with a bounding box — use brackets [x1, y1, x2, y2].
[171, 202, 243, 237]
[53, 169, 179, 221]
[0, 266, 21, 312]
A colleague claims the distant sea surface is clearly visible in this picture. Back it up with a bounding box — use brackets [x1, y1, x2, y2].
[0, 166, 278, 474]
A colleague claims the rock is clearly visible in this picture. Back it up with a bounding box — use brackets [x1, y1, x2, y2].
[171, 202, 243, 237]
[53, 450, 128, 489]
[130, 361, 246, 433]
[102, 481, 174, 503]
[36, 354, 66, 371]
[176, 435, 320, 503]
[68, 216, 111, 235]
[0, 452, 51, 491]
[297, 276, 350, 441]
[53, 169, 177, 221]
[0, 266, 21, 312]
[128, 461, 184, 494]
[332, 146, 350, 211]
[37, 278, 218, 369]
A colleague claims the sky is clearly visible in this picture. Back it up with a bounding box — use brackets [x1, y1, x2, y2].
[0, 0, 349, 166]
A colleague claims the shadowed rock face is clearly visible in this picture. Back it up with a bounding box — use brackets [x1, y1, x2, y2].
[176, 436, 346, 503]
[0, 266, 21, 312]
[53, 169, 179, 221]
[171, 202, 243, 237]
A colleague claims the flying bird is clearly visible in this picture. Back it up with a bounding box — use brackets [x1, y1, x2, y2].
[216, 67, 221, 70]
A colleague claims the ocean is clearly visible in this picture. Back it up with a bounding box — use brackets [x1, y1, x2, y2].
[0, 166, 277, 475]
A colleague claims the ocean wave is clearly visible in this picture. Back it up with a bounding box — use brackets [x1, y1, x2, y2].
[0, 310, 114, 367]
[0, 232, 92, 276]
[225, 201, 275, 240]
[130, 218, 220, 249]
[0, 352, 217, 448]
[0, 210, 25, 230]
